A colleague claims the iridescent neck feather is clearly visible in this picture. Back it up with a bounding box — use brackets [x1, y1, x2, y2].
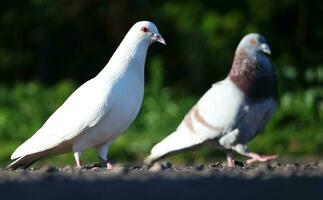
[228, 49, 277, 100]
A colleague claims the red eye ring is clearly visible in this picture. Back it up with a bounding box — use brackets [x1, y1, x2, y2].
[141, 27, 149, 32]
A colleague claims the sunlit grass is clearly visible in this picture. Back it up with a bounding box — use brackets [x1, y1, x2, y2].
[0, 61, 322, 167]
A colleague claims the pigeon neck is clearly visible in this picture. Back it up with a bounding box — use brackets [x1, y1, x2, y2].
[228, 49, 277, 100]
[97, 35, 148, 81]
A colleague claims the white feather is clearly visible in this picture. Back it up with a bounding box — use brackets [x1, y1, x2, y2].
[10, 21, 162, 164]
[146, 78, 276, 163]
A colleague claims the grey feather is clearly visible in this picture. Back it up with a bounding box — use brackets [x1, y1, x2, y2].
[145, 33, 278, 164]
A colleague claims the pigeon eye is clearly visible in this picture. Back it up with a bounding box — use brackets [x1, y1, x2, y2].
[250, 39, 257, 45]
[141, 27, 149, 33]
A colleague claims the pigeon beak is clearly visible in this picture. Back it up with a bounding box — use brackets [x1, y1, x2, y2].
[153, 34, 166, 45]
[260, 43, 271, 55]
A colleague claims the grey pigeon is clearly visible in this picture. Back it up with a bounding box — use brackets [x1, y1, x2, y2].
[145, 33, 277, 167]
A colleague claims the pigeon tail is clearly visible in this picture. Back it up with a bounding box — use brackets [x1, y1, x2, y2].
[11, 144, 29, 160]
[8, 145, 65, 169]
[144, 130, 204, 165]
[7, 154, 39, 170]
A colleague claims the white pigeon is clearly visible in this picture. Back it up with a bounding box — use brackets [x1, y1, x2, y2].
[145, 33, 277, 167]
[8, 21, 166, 169]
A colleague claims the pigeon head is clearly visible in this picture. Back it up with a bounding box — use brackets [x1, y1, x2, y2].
[236, 33, 271, 56]
[128, 21, 166, 45]
[229, 33, 277, 99]
[96, 21, 165, 80]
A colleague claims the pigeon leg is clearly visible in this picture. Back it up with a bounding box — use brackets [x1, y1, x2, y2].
[74, 152, 83, 169]
[245, 152, 278, 164]
[226, 152, 235, 167]
[232, 144, 277, 165]
[96, 143, 113, 170]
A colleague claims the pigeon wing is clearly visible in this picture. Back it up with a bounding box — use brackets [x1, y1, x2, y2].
[231, 98, 277, 145]
[145, 80, 241, 163]
[11, 79, 111, 159]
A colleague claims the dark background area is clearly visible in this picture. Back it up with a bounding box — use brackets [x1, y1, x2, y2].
[1, 0, 322, 90]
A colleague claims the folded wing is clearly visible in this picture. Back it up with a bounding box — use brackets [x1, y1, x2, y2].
[11, 79, 111, 160]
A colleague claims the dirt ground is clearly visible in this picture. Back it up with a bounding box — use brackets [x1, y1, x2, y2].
[1, 161, 323, 200]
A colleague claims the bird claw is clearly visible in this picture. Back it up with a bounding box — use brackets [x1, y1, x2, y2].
[99, 159, 113, 170]
[75, 165, 83, 170]
[106, 163, 113, 170]
[226, 152, 235, 167]
[227, 159, 235, 167]
[246, 153, 278, 164]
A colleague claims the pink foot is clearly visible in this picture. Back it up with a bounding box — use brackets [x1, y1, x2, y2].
[227, 153, 235, 167]
[75, 160, 83, 169]
[99, 159, 113, 170]
[106, 162, 113, 170]
[227, 160, 235, 167]
[246, 152, 278, 164]
[74, 152, 83, 169]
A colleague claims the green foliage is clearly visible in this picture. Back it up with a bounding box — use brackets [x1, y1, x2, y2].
[0, 81, 76, 141]
[0, 62, 322, 167]
[0, 81, 77, 165]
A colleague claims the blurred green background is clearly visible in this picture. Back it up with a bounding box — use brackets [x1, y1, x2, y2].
[0, 0, 322, 167]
